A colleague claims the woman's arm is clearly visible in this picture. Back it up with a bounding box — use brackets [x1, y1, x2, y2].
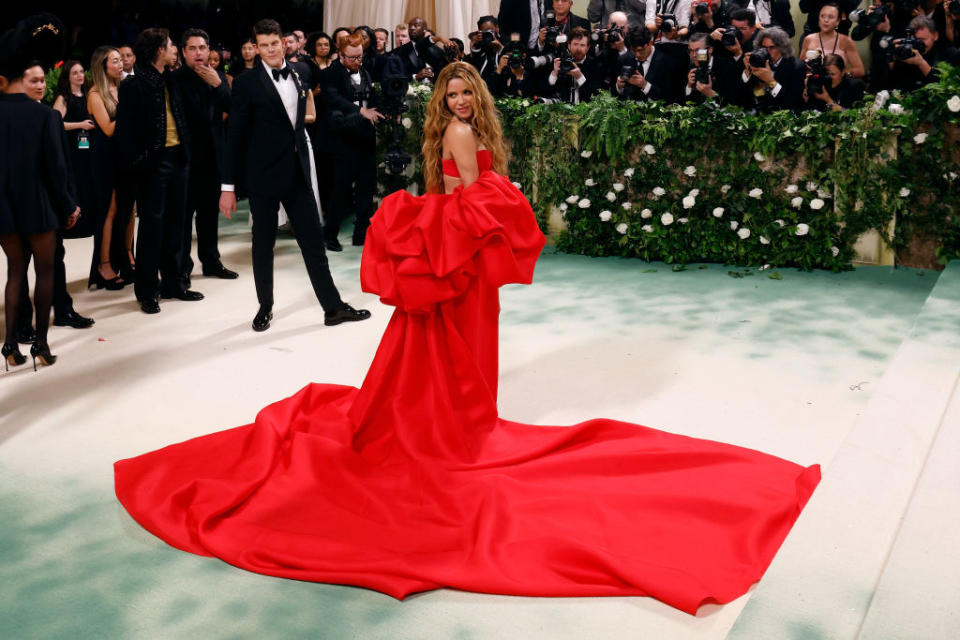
[88, 90, 115, 136]
[843, 37, 865, 78]
[305, 91, 316, 124]
[799, 35, 813, 64]
[443, 122, 480, 188]
[53, 95, 67, 117]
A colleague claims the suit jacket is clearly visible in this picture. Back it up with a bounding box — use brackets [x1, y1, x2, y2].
[613, 48, 686, 104]
[390, 41, 426, 78]
[116, 63, 191, 175]
[322, 61, 379, 153]
[498, 0, 539, 48]
[0, 94, 76, 233]
[546, 55, 606, 103]
[222, 62, 313, 198]
[684, 54, 745, 107]
[748, 57, 806, 113]
[173, 66, 230, 178]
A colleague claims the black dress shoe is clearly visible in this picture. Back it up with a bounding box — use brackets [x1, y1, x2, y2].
[252, 307, 273, 332]
[324, 303, 371, 326]
[140, 299, 161, 314]
[161, 289, 205, 301]
[325, 238, 343, 252]
[202, 263, 239, 279]
[53, 310, 95, 329]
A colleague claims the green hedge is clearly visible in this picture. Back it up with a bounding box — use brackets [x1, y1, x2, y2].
[379, 64, 960, 271]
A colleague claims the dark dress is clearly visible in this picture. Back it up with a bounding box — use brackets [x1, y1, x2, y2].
[60, 93, 95, 238]
[0, 94, 74, 234]
[87, 94, 119, 285]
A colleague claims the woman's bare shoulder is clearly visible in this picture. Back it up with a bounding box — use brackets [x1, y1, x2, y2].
[443, 121, 478, 152]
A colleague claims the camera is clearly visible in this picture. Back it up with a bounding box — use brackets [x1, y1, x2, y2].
[880, 27, 926, 61]
[692, 0, 712, 16]
[694, 48, 710, 85]
[717, 25, 739, 47]
[503, 35, 525, 70]
[481, 29, 496, 46]
[805, 50, 826, 97]
[543, 11, 561, 48]
[849, 4, 890, 40]
[748, 47, 770, 68]
[591, 25, 624, 46]
[660, 14, 679, 34]
[556, 38, 576, 74]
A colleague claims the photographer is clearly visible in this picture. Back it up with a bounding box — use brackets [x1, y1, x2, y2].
[752, 1, 797, 37]
[849, 1, 912, 88]
[592, 11, 630, 86]
[887, 16, 959, 92]
[741, 26, 806, 113]
[803, 53, 865, 111]
[646, 0, 692, 41]
[391, 17, 444, 83]
[536, 0, 592, 50]
[613, 26, 686, 103]
[726, 8, 761, 53]
[689, 0, 735, 34]
[323, 35, 384, 249]
[942, 0, 960, 48]
[494, 34, 539, 97]
[545, 27, 605, 103]
[467, 16, 505, 92]
[685, 32, 746, 105]
[588, 0, 648, 28]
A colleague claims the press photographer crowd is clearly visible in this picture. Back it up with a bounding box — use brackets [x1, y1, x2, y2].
[1, 0, 959, 370]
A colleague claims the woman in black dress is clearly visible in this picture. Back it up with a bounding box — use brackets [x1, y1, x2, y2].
[86, 45, 126, 289]
[1, 64, 80, 369]
[52, 60, 95, 239]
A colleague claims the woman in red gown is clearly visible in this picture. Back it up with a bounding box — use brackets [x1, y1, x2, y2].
[115, 62, 820, 615]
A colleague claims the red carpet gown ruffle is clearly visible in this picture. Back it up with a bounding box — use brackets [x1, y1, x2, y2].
[115, 161, 820, 615]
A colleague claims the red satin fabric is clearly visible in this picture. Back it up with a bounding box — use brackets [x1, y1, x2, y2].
[442, 149, 492, 177]
[115, 162, 820, 615]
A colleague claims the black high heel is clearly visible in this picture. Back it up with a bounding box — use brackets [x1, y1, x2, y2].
[95, 261, 126, 290]
[2, 342, 26, 371]
[30, 342, 57, 371]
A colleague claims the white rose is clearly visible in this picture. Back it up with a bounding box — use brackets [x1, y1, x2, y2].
[775, 219, 785, 227]
[721, 184, 731, 194]
[599, 210, 612, 222]
[795, 223, 810, 236]
[566, 195, 579, 204]
[683, 165, 697, 177]
[661, 212, 674, 225]
[688, 188, 700, 197]
[913, 132, 928, 144]
[806, 181, 818, 192]
[900, 187, 910, 197]
[873, 90, 890, 111]
[749, 188, 763, 199]
[817, 188, 830, 199]
[512, 181, 522, 189]
[737, 228, 751, 239]
[580, 150, 593, 158]
[682, 195, 696, 209]
[643, 144, 656, 155]
[578, 198, 591, 209]
[810, 198, 825, 210]
[679, 217, 689, 224]
[712, 207, 724, 218]
[559, 202, 568, 211]
[652, 186, 666, 196]
[888, 103, 904, 115]
[624, 168, 635, 178]
[785, 184, 798, 194]
[642, 224, 654, 233]
[521, 99, 531, 107]
[613, 182, 625, 192]
[948, 95, 960, 113]
[754, 152, 765, 162]
[584, 178, 596, 186]
[616, 222, 628, 234]
[622, 202, 633, 210]
[791, 196, 803, 208]
[759, 235, 770, 245]
[401, 117, 413, 129]
[640, 208, 652, 218]
[730, 220, 739, 230]
[831, 246, 840, 257]
[606, 191, 617, 202]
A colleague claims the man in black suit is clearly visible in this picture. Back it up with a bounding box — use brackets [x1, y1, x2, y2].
[742, 26, 806, 113]
[390, 17, 436, 82]
[175, 28, 238, 286]
[544, 27, 605, 103]
[117, 27, 204, 314]
[613, 26, 686, 103]
[322, 35, 383, 250]
[534, 0, 593, 51]
[218, 19, 370, 332]
[499, 0, 545, 49]
[684, 32, 746, 106]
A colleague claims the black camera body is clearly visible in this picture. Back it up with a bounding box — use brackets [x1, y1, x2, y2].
[849, 4, 890, 40]
[749, 47, 770, 69]
[881, 27, 926, 61]
[693, 0, 712, 16]
[591, 25, 624, 47]
[805, 51, 826, 97]
[717, 26, 739, 48]
[557, 43, 576, 75]
[543, 11, 561, 48]
[502, 40, 525, 70]
[694, 48, 711, 85]
[660, 14, 679, 34]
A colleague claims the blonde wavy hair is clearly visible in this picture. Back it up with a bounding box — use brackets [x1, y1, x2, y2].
[89, 46, 120, 118]
[422, 62, 507, 194]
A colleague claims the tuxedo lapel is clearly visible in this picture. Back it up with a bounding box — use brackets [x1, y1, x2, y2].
[257, 63, 294, 130]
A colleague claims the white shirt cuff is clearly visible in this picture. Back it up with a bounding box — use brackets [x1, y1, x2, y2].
[575, 74, 587, 88]
[548, 73, 558, 85]
[770, 83, 782, 97]
[742, 71, 751, 83]
[642, 82, 652, 95]
[221, 184, 235, 192]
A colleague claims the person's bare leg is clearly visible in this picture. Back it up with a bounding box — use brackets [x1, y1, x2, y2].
[99, 190, 121, 280]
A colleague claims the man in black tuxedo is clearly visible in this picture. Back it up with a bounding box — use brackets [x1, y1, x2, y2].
[533, 0, 593, 51]
[613, 26, 686, 103]
[742, 26, 806, 113]
[218, 19, 370, 332]
[684, 32, 746, 106]
[544, 27, 605, 103]
[390, 17, 436, 82]
[117, 27, 204, 314]
[499, 0, 545, 49]
[174, 28, 238, 286]
[322, 35, 383, 250]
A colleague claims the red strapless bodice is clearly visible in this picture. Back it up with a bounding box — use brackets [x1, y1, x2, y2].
[442, 149, 492, 178]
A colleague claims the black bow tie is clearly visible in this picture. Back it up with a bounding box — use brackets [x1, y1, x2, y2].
[272, 66, 291, 81]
